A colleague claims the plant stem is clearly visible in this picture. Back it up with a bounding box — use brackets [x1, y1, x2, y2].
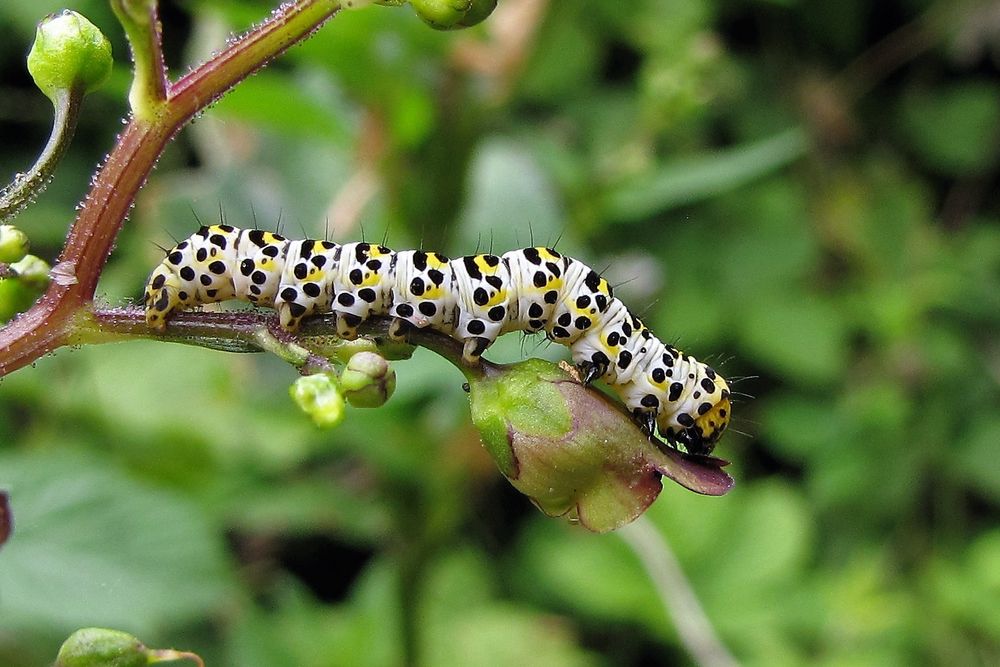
[0, 87, 84, 222]
[110, 0, 169, 119]
[619, 517, 740, 667]
[0, 1, 344, 377]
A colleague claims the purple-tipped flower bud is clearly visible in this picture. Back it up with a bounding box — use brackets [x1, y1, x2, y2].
[290, 373, 346, 428]
[0, 226, 30, 264]
[468, 359, 733, 532]
[55, 628, 147, 667]
[27, 10, 112, 102]
[341, 351, 396, 408]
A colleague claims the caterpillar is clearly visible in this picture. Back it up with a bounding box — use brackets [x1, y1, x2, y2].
[144, 224, 731, 455]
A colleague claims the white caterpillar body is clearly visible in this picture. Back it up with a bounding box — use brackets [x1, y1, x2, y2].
[145, 225, 731, 454]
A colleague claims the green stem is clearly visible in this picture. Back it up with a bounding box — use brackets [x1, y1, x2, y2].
[618, 517, 739, 667]
[0, 1, 344, 378]
[0, 87, 83, 222]
[109, 0, 168, 118]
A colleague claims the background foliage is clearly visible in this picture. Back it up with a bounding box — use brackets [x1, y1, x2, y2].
[1, 0, 999, 665]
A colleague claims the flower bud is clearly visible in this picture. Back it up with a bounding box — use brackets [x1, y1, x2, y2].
[341, 351, 397, 408]
[0, 279, 36, 323]
[0, 226, 30, 264]
[290, 373, 346, 428]
[0, 255, 49, 322]
[55, 628, 147, 667]
[455, 0, 497, 27]
[27, 10, 113, 102]
[409, 0, 473, 30]
[10, 254, 51, 289]
[468, 359, 733, 532]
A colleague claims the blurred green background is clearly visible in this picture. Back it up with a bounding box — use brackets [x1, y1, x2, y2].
[2, 0, 999, 665]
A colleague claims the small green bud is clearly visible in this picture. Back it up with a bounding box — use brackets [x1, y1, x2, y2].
[290, 373, 346, 428]
[27, 10, 113, 102]
[456, 0, 497, 27]
[10, 254, 50, 289]
[0, 226, 30, 263]
[468, 359, 733, 532]
[0, 279, 37, 323]
[409, 0, 473, 29]
[341, 351, 396, 408]
[55, 628, 147, 667]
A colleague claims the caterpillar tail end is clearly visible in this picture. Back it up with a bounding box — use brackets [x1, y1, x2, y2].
[143, 267, 180, 333]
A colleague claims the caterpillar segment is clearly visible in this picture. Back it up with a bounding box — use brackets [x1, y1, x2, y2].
[333, 242, 395, 339]
[388, 250, 455, 343]
[144, 225, 731, 455]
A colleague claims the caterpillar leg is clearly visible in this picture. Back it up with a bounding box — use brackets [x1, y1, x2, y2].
[668, 426, 714, 457]
[388, 317, 411, 342]
[336, 313, 363, 340]
[632, 408, 657, 439]
[576, 354, 609, 385]
[462, 337, 490, 365]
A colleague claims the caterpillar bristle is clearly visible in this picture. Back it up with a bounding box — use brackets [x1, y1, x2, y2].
[143, 224, 733, 454]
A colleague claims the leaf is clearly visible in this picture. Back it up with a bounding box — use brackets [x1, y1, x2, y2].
[950, 416, 1000, 502]
[0, 450, 233, 634]
[897, 81, 1000, 176]
[209, 71, 350, 142]
[419, 548, 598, 667]
[603, 127, 809, 222]
[737, 289, 849, 386]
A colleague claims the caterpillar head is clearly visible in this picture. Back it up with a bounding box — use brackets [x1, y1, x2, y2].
[660, 368, 731, 456]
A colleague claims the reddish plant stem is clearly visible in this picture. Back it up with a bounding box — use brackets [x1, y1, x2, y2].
[0, 1, 343, 377]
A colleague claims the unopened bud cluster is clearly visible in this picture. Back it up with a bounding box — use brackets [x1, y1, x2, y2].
[289, 352, 397, 427]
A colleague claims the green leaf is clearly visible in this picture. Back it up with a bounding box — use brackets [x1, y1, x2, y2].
[209, 71, 350, 142]
[897, 81, 1000, 176]
[950, 416, 1000, 502]
[738, 290, 849, 386]
[420, 547, 598, 666]
[603, 127, 809, 222]
[225, 563, 404, 667]
[0, 450, 233, 633]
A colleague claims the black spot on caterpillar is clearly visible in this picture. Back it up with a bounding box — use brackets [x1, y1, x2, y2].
[144, 226, 731, 454]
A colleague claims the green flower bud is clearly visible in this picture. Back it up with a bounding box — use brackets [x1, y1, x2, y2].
[0, 226, 30, 263]
[468, 359, 733, 532]
[0, 279, 38, 323]
[456, 0, 497, 27]
[10, 254, 51, 289]
[290, 373, 346, 428]
[341, 351, 396, 408]
[55, 628, 147, 667]
[409, 0, 473, 30]
[27, 10, 113, 102]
